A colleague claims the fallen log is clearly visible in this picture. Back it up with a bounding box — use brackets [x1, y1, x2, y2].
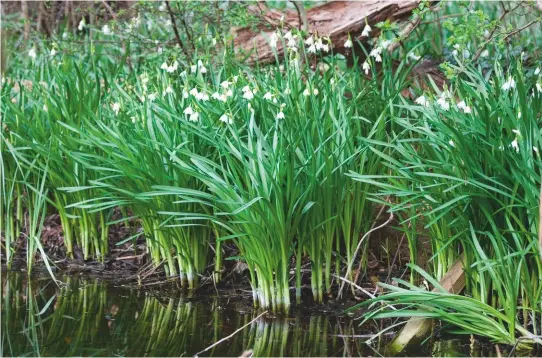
[233, 0, 420, 64]
[386, 254, 467, 355]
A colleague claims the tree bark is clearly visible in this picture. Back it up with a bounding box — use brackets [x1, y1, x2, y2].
[232, 0, 420, 64]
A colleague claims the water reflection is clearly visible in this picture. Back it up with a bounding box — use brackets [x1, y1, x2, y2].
[1, 274, 381, 357]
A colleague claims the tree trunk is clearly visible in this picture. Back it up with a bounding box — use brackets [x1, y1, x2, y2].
[232, 0, 420, 64]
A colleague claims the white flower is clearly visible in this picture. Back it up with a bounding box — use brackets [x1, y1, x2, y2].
[284, 88, 291, 95]
[518, 111, 521, 119]
[370, 47, 382, 62]
[322, 44, 330, 52]
[415, 95, 429, 107]
[28, 48, 37, 60]
[313, 88, 319, 96]
[233, 75, 239, 83]
[184, 106, 194, 115]
[305, 36, 314, 46]
[535, 68, 541, 75]
[220, 81, 231, 89]
[534, 146, 539, 154]
[536, 83, 542, 93]
[43, 104, 48, 112]
[112, 102, 121, 115]
[50, 48, 57, 57]
[243, 89, 254, 100]
[481, 49, 489, 58]
[380, 39, 392, 50]
[161, 62, 168, 70]
[189, 88, 199, 97]
[436, 97, 450, 111]
[303, 88, 310, 96]
[198, 60, 207, 74]
[183, 90, 189, 99]
[315, 38, 323, 51]
[512, 129, 521, 136]
[78, 19, 85, 31]
[62, 32, 68, 39]
[457, 101, 472, 113]
[263, 92, 273, 101]
[219, 114, 232, 124]
[212, 92, 221, 100]
[189, 112, 199, 122]
[502, 76, 515, 91]
[165, 86, 173, 94]
[102, 25, 112, 35]
[361, 24, 371, 38]
[449, 140, 455, 147]
[362, 61, 370, 75]
[179, 70, 187, 78]
[511, 138, 519, 152]
[463, 105, 472, 114]
[242, 85, 251, 92]
[307, 44, 317, 54]
[191, 64, 197, 73]
[408, 52, 420, 61]
[284, 31, 293, 41]
[159, 2, 166, 11]
[148, 93, 157, 101]
[344, 38, 353, 48]
[226, 89, 233, 97]
[276, 111, 285, 120]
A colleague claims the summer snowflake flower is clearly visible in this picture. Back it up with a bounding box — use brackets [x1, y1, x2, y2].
[303, 88, 310, 96]
[305, 36, 314, 46]
[198, 60, 207, 74]
[226, 89, 234, 97]
[502, 76, 515, 91]
[189, 88, 199, 97]
[263, 92, 273, 101]
[165, 86, 173, 94]
[242, 86, 254, 100]
[436, 97, 449, 111]
[112, 102, 121, 115]
[62, 32, 69, 39]
[191, 64, 197, 73]
[161, 62, 168, 70]
[277, 111, 285, 120]
[148, 93, 157, 101]
[189, 111, 199, 122]
[369, 47, 382, 62]
[415, 95, 429, 107]
[361, 24, 371, 38]
[43, 104, 48, 112]
[212, 92, 221, 100]
[536, 83, 542, 93]
[221, 81, 231, 89]
[512, 129, 521, 136]
[511, 138, 519, 152]
[362, 61, 370, 75]
[448, 140, 455, 147]
[344, 37, 353, 48]
[28, 48, 37, 60]
[78, 19, 85, 31]
[50, 48, 57, 57]
[535, 68, 540, 75]
[456, 101, 471, 114]
[219, 113, 232, 124]
[313, 88, 319, 95]
[102, 25, 112, 35]
[307, 44, 317, 54]
[284, 88, 291, 95]
[284, 31, 293, 41]
[184, 106, 194, 115]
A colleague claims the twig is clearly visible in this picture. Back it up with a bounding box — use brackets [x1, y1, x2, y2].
[333, 274, 376, 299]
[502, 19, 540, 43]
[387, 13, 422, 54]
[164, 0, 190, 58]
[101, 0, 117, 20]
[337, 210, 394, 299]
[194, 310, 268, 357]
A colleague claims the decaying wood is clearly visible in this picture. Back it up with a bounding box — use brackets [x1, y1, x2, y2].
[387, 254, 466, 355]
[233, 0, 420, 64]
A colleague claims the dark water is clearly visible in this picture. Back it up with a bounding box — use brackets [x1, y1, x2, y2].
[0, 273, 513, 357]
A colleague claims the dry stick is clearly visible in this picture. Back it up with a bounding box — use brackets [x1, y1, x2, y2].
[164, 0, 190, 58]
[387, 13, 421, 54]
[337, 211, 394, 299]
[194, 310, 268, 357]
[101, 0, 117, 20]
